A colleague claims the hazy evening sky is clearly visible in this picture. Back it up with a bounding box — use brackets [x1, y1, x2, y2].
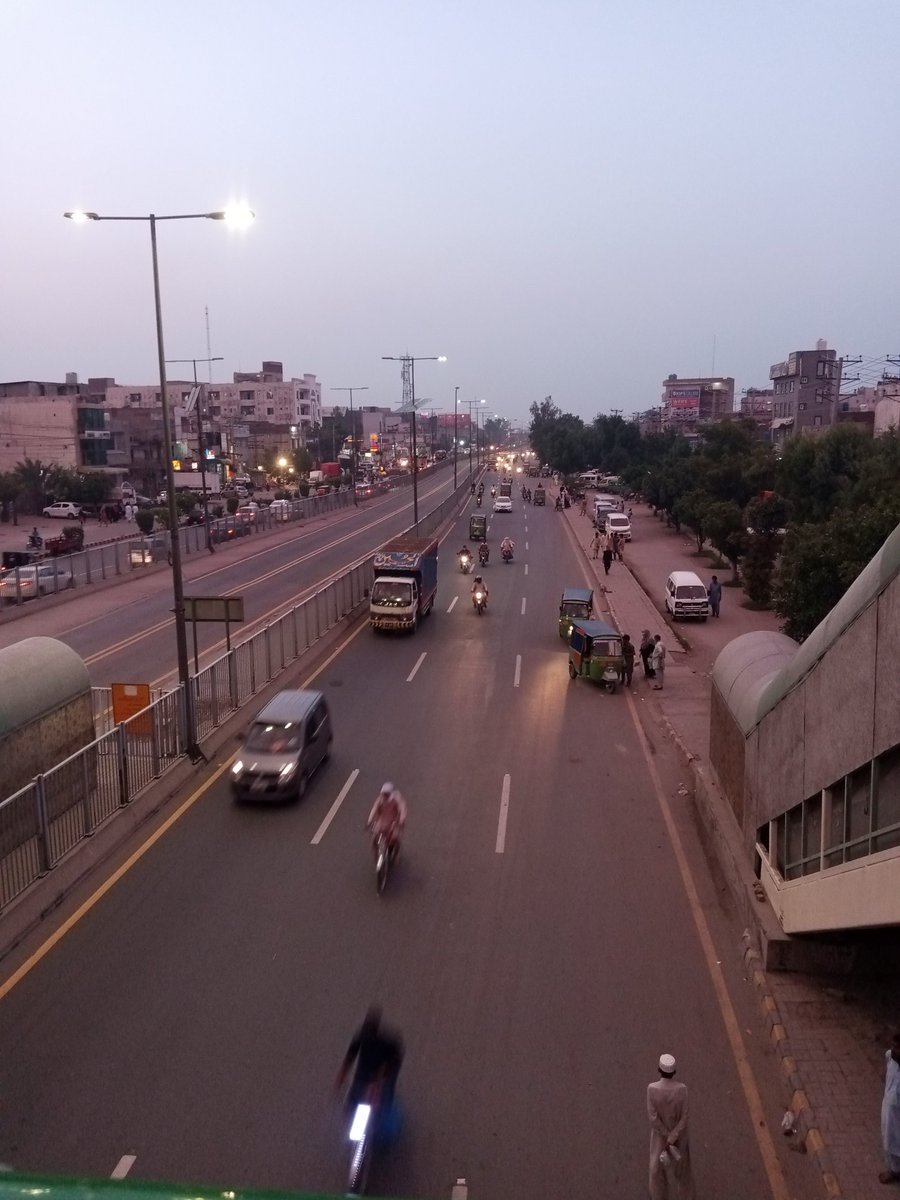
[3, 0, 898, 423]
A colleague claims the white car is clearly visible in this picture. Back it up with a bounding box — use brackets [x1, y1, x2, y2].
[268, 499, 291, 521]
[605, 512, 632, 541]
[42, 501, 82, 520]
[493, 496, 512, 513]
[0, 562, 74, 600]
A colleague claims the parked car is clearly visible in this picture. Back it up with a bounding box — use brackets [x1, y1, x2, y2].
[0, 561, 74, 600]
[268, 499, 291, 521]
[237, 501, 260, 523]
[604, 512, 632, 542]
[42, 501, 83, 520]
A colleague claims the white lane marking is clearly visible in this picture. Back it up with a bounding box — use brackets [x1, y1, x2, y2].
[520, 597, 526, 616]
[525, 541, 529, 550]
[447, 595, 458, 613]
[495, 774, 511, 854]
[514, 655, 521, 688]
[451, 1179, 468, 1200]
[524, 563, 529, 576]
[311, 769, 359, 845]
[111, 1157, 136, 1180]
[406, 652, 427, 683]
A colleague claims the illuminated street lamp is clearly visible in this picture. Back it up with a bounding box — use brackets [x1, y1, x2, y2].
[382, 355, 446, 523]
[64, 204, 255, 758]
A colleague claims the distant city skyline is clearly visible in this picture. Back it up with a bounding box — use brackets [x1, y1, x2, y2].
[3, 0, 898, 425]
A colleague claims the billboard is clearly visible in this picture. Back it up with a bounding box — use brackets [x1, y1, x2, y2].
[667, 386, 700, 419]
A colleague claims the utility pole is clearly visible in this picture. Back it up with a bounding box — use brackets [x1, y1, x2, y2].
[331, 386, 369, 505]
[166, 354, 224, 550]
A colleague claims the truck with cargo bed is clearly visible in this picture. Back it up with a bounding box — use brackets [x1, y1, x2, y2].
[370, 536, 438, 633]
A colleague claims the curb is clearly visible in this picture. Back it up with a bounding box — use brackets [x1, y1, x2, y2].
[740, 933, 844, 1199]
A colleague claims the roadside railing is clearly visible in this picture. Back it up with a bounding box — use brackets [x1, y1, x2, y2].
[0, 469, 476, 909]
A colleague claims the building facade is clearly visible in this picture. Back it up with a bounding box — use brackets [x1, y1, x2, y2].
[661, 375, 734, 430]
[769, 340, 842, 441]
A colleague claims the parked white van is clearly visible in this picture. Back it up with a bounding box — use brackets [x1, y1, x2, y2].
[665, 571, 709, 620]
[604, 512, 632, 541]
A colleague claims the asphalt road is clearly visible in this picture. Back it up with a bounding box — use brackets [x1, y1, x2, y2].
[0, 482, 818, 1199]
[0, 467, 460, 688]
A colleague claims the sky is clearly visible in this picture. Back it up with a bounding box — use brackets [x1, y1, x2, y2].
[3, 0, 899, 425]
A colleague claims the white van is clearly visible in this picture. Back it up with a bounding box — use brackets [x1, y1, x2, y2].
[605, 512, 632, 541]
[665, 571, 709, 621]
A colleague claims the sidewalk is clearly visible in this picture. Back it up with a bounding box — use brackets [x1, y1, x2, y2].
[558, 490, 894, 1200]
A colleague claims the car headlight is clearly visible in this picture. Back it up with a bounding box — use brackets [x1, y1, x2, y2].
[231, 760, 244, 776]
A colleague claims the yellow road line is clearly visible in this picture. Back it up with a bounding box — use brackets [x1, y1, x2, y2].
[0, 617, 370, 1000]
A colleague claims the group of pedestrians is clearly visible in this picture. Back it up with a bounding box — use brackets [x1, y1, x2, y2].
[590, 527, 625, 574]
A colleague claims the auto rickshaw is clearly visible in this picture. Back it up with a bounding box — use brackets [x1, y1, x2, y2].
[469, 513, 488, 542]
[558, 586, 594, 640]
[533, 485, 546, 506]
[567, 619, 624, 693]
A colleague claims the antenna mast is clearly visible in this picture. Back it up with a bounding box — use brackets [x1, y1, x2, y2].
[205, 306, 213, 380]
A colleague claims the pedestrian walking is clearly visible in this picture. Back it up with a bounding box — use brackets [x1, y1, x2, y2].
[647, 1053, 694, 1200]
[880, 1029, 900, 1185]
[707, 574, 722, 618]
[580, 497, 587, 517]
[650, 634, 666, 690]
[590, 531, 601, 559]
[602, 546, 613, 575]
[612, 531, 622, 561]
[124, 502, 134, 522]
[621, 634, 635, 686]
[640, 630, 654, 679]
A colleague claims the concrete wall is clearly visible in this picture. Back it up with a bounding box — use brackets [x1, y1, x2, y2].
[874, 582, 900, 757]
[754, 684, 805, 826]
[0, 691, 94, 798]
[0, 396, 79, 472]
[709, 683, 746, 829]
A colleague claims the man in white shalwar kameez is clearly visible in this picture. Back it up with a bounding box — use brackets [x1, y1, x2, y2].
[880, 1031, 900, 1185]
[647, 1053, 695, 1200]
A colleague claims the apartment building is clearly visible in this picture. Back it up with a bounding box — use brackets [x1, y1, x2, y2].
[769, 340, 842, 441]
[661, 375, 734, 430]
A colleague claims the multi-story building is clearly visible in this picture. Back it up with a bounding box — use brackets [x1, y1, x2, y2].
[661, 375, 734, 430]
[0, 363, 322, 483]
[769, 340, 842, 442]
[739, 388, 774, 437]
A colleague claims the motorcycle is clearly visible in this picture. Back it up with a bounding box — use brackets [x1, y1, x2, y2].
[373, 829, 398, 895]
[346, 1079, 391, 1194]
[476, 494, 482, 507]
[478, 544, 490, 567]
[490, 487, 497, 498]
[27, 533, 43, 549]
[459, 552, 472, 574]
[502, 546, 513, 563]
[472, 588, 487, 615]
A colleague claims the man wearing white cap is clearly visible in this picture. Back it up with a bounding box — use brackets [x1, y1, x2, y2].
[647, 1052, 694, 1199]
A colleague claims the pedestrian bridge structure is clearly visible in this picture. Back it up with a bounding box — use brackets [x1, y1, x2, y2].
[710, 523, 900, 935]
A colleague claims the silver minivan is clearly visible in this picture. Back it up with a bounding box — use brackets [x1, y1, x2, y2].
[231, 689, 333, 801]
[665, 571, 709, 620]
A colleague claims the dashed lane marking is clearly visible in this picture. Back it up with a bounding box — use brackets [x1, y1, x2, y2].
[406, 652, 427, 683]
[495, 774, 511, 854]
[311, 769, 360, 845]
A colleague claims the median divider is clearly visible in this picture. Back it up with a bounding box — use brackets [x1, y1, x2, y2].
[0, 471, 477, 917]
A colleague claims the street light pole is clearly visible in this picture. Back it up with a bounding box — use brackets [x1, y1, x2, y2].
[65, 204, 254, 760]
[382, 354, 446, 526]
[454, 385, 459, 489]
[166, 354, 224, 551]
[331, 386, 368, 505]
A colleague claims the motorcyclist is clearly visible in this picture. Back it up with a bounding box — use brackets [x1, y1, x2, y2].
[490, 486, 497, 498]
[478, 542, 490, 566]
[501, 536, 515, 559]
[477, 482, 484, 496]
[458, 544, 472, 571]
[471, 575, 489, 608]
[336, 1006, 405, 1110]
[367, 782, 407, 855]
[470, 482, 476, 495]
[28, 527, 42, 548]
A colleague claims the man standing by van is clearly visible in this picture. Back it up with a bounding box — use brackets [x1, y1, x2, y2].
[708, 575, 722, 618]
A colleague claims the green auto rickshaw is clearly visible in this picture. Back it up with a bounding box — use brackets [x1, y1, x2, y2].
[469, 514, 488, 541]
[568, 619, 624, 693]
[558, 586, 594, 640]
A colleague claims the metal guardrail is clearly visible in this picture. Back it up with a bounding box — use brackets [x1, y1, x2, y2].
[0, 470, 476, 909]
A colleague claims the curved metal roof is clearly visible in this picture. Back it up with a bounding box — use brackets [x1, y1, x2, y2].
[711, 631, 800, 735]
[0, 638, 90, 737]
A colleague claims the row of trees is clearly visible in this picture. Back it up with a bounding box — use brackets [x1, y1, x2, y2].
[0, 458, 116, 516]
[528, 399, 900, 640]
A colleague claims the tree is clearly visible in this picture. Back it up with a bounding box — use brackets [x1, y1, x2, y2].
[742, 494, 789, 608]
[704, 500, 746, 579]
[674, 489, 710, 553]
[135, 509, 155, 535]
[13, 458, 52, 513]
